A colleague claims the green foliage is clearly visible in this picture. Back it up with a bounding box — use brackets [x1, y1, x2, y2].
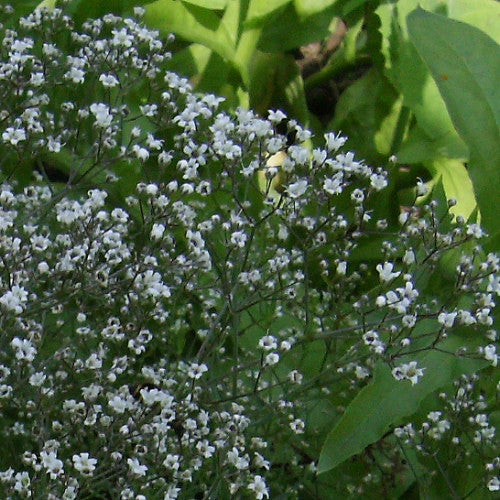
[407, 7, 500, 249]
[143, 0, 236, 61]
[318, 333, 487, 474]
[2, 1, 499, 498]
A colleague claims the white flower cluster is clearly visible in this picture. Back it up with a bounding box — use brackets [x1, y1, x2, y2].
[0, 4, 497, 499]
[394, 374, 498, 493]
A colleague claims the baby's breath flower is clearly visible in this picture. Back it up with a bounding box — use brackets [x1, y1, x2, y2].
[286, 179, 308, 198]
[0, 7, 496, 498]
[72, 453, 97, 476]
[248, 475, 269, 499]
[376, 262, 401, 283]
[127, 457, 147, 477]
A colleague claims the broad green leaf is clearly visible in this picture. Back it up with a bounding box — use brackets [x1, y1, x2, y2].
[407, 7, 500, 244]
[249, 52, 309, 125]
[331, 67, 402, 163]
[376, 1, 466, 151]
[144, 0, 235, 61]
[181, 0, 227, 9]
[220, 0, 241, 44]
[293, 0, 337, 18]
[318, 335, 486, 473]
[426, 158, 477, 221]
[397, 124, 469, 163]
[448, 0, 500, 44]
[376, 0, 500, 172]
[258, 2, 338, 52]
[341, 0, 373, 17]
[36, 0, 56, 9]
[166, 44, 213, 80]
[245, 0, 293, 27]
[195, 52, 241, 107]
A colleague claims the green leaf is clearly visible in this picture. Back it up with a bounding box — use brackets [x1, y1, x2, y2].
[249, 52, 309, 125]
[36, 0, 57, 9]
[448, 0, 500, 44]
[166, 43, 213, 80]
[318, 335, 486, 474]
[397, 125, 469, 163]
[293, 0, 337, 18]
[376, 1, 467, 153]
[426, 158, 477, 222]
[245, 0, 293, 27]
[331, 67, 403, 163]
[407, 7, 500, 245]
[258, 2, 338, 52]
[181, 0, 227, 9]
[144, 0, 236, 61]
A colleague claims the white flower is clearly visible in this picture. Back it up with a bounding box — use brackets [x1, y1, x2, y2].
[466, 223, 484, 238]
[258, 335, 277, 351]
[254, 452, 270, 470]
[376, 262, 401, 282]
[312, 148, 327, 165]
[164, 485, 181, 499]
[13, 471, 30, 493]
[151, 223, 165, 240]
[286, 179, 308, 198]
[73, 453, 97, 476]
[483, 345, 498, 367]
[108, 395, 131, 414]
[29, 372, 46, 387]
[90, 103, 112, 128]
[324, 131, 346, 152]
[248, 475, 269, 499]
[288, 145, 309, 164]
[370, 173, 388, 190]
[127, 457, 147, 477]
[112, 27, 133, 47]
[268, 109, 287, 123]
[2, 127, 26, 146]
[187, 362, 208, 379]
[40, 451, 64, 479]
[11, 337, 36, 362]
[264, 352, 280, 366]
[323, 174, 343, 195]
[162, 454, 181, 471]
[351, 189, 365, 203]
[403, 250, 415, 265]
[230, 230, 247, 248]
[355, 365, 370, 379]
[487, 274, 500, 295]
[1, 285, 28, 314]
[196, 440, 215, 458]
[65, 67, 85, 83]
[227, 447, 250, 470]
[487, 477, 500, 492]
[399, 211, 410, 225]
[132, 144, 150, 161]
[99, 73, 119, 87]
[438, 311, 457, 328]
[363, 330, 379, 345]
[146, 133, 163, 150]
[30, 72, 45, 86]
[476, 308, 493, 326]
[288, 370, 303, 384]
[290, 418, 305, 434]
[336, 261, 347, 275]
[392, 361, 425, 385]
[416, 179, 428, 196]
[140, 104, 158, 117]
